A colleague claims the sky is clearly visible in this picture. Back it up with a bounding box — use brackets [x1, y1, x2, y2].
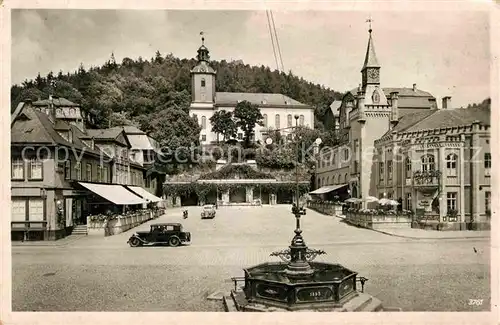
[11, 9, 491, 108]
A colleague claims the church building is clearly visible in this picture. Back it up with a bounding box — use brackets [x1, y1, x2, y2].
[188, 36, 315, 145]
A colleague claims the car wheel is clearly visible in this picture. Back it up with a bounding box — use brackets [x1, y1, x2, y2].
[169, 237, 180, 247]
[129, 237, 142, 247]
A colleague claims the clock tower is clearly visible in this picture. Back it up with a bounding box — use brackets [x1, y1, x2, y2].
[191, 33, 216, 104]
[360, 26, 380, 89]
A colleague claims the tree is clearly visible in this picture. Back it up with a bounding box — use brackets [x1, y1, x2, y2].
[210, 110, 237, 143]
[233, 100, 264, 148]
[108, 111, 139, 128]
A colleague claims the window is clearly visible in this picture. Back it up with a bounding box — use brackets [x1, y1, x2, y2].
[485, 191, 491, 213]
[354, 161, 359, 174]
[263, 114, 268, 127]
[75, 162, 82, 181]
[287, 114, 292, 127]
[387, 161, 393, 181]
[318, 178, 321, 187]
[405, 157, 411, 179]
[145, 176, 151, 188]
[201, 78, 206, 87]
[86, 163, 92, 181]
[326, 176, 330, 185]
[97, 166, 102, 183]
[343, 148, 349, 160]
[237, 133, 243, 140]
[201, 134, 207, 141]
[11, 200, 26, 222]
[102, 166, 108, 183]
[446, 154, 457, 177]
[345, 173, 348, 183]
[299, 115, 304, 126]
[484, 153, 491, 176]
[421, 154, 435, 172]
[201, 116, 206, 129]
[446, 192, 457, 212]
[11, 159, 24, 180]
[333, 153, 337, 167]
[406, 193, 412, 210]
[64, 160, 71, 180]
[28, 159, 43, 180]
[29, 199, 44, 221]
[275, 114, 280, 129]
[379, 162, 385, 182]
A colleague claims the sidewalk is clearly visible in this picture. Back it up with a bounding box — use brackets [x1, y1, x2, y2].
[11, 234, 87, 247]
[370, 228, 490, 240]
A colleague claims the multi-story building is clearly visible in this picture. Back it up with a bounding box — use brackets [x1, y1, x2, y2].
[314, 27, 491, 230]
[189, 36, 315, 145]
[10, 96, 164, 240]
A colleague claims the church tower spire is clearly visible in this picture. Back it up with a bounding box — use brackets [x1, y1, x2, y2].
[197, 31, 210, 62]
[361, 18, 380, 88]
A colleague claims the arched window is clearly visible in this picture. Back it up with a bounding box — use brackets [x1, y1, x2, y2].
[275, 114, 280, 129]
[446, 153, 458, 176]
[201, 116, 206, 129]
[326, 176, 330, 185]
[299, 115, 305, 126]
[287, 114, 293, 127]
[201, 78, 206, 87]
[421, 154, 435, 172]
[405, 157, 412, 179]
[263, 114, 268, 127]
[318, 177, 322, 187]
[344, 173, 348, 183]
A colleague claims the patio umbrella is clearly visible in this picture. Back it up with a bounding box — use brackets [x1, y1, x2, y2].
[363, 196, 379, 203]
[387, 199, 400, 206]
[345, 198, 362, 203]
[378, 198, 391, 205]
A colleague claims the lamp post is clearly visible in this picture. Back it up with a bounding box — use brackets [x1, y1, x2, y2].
[284, 115, 314, 278]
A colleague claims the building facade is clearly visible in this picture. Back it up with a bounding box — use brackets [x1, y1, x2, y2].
[314, 27, 491, 230]
[11, 97, 164, 240]
[188, 37, 315, 145]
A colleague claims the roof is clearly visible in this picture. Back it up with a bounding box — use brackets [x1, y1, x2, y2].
[127, 134, 155, 150]
[32, 97, 79, 107]
[86, 128, 123, 140]
[349, 87, 434, 98]
[381, 106, 490, 138]
[404, 106, 490, 132]
[215, 92, 308, 107]
[191, 61, 216, 74]
[362, 32, 380, 70]
[151, 223, 182, 226]
[11, 106, 107, 157]
[330, 101, 342, 115]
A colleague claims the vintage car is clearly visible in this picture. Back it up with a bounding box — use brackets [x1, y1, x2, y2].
[201, 204, 216, 219]
[127, 223, 191, 247]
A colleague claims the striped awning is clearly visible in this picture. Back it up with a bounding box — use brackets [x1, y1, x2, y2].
[309, 184, 348, 195]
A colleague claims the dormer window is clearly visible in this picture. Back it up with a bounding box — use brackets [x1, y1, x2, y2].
[201, 78, 206, 87]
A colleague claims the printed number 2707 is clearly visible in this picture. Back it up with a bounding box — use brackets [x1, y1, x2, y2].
[469, 299, 484, 306]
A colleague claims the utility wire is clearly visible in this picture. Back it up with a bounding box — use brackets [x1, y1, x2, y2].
[269, 10, 285, 72]
[266, 10, 280, 72]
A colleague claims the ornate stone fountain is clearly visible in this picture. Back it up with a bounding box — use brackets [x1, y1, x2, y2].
[223, 203, 385, 312]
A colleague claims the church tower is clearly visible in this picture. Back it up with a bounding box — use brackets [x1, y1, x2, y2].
[190, 33, 216, 105]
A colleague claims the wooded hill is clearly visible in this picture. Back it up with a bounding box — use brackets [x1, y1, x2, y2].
[11, 52, 344, 142]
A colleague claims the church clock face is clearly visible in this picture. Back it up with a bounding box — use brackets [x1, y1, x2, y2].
[200, 67, 206, 73]
[368, 69, 379, 80]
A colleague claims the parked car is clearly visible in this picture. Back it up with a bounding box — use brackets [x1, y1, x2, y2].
[127, 223, 191, 247]
[201, 204, 216, 219]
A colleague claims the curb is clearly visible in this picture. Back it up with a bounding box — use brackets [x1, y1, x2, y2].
[367, 228, 490, 240]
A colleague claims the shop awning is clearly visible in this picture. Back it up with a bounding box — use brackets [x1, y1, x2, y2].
[78, 182, 147, 205]
[309, 184, 348, 195]
[126, 186, 163, 202]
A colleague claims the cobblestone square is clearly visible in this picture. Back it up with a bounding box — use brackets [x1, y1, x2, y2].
[12, 206, 490, 311]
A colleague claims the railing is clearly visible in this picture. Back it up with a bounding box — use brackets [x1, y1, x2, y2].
[230, 276, 246, 292]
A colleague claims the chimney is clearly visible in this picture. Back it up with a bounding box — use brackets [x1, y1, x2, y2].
[48, 95, 55, 123]
[390, 92, 399, 125]
[442, 96, 452, 109]
[413, 83, 417, 92]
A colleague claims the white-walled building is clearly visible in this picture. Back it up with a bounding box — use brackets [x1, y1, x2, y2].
[188, 37, 315, 145]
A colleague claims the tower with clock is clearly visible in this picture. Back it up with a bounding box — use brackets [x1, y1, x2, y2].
[190, 33, 216, 105]
[360, 26, 380, 89]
